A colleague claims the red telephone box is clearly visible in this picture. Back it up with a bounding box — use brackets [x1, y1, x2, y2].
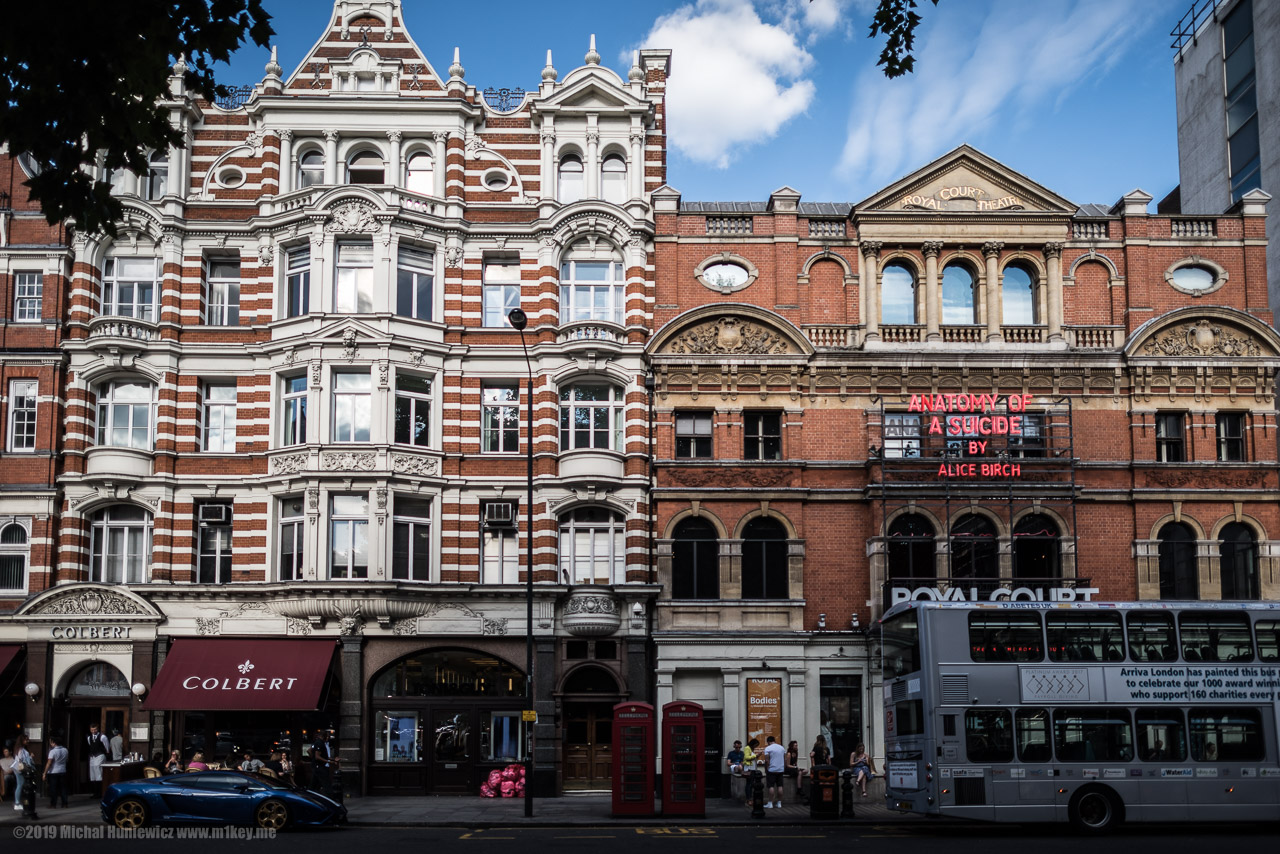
[611, 701, 655, 816]
[661, 700, 705, 817]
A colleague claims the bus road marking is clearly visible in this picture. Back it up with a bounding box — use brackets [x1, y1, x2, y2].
[634, 827, 716, 834]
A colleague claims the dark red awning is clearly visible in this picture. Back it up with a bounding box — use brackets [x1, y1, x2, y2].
[0, 645, 22, 673]
[144, 638, 336, 711]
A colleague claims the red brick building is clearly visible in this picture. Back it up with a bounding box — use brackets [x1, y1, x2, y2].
[646, 146, 1278, 770]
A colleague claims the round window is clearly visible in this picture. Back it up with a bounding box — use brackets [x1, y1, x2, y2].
[217, 166, 245, 188]
[484, 170, 511, 191]
[1169, 264, 1215, 291]
[702, 262, 749, 291]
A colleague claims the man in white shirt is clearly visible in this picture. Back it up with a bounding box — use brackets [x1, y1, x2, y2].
[85, 724, 110, 796]
[762, 735, 787, 809]
[42, 736, 69, 808]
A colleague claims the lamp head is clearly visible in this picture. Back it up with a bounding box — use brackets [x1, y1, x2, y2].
[507, 307, 528, 331]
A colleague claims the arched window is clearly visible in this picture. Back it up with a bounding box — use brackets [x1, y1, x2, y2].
[559, 383, 624, 451]
[89, 504, 153, 584]
[108, 167, 134, 195]
[0, 522, 28, 593]
[1002, 263, 1037, 325]
[560, 249, 625, 324]
[950, 513, 998, 580]
[146, 151, 169, 200]
[1012, 514, 1060, 580]
[96, 380, 156, 449]
[672, 517, 718, 600]
[887, 514, 935, 580]
[881, 263, 917, 324]
[600, 154, 627, 204]
[371, 649, 525, 697]
[942, 263, 977, 324]
[558, 154, 584, 204]
[559, 506, 626, 585]
[1158, 522, 1198, 600]
[347, 149, 385, 184]
[741, 516, 788, 599]
[404, 152, 433, 194]
[67, 662, 130, 698]
[297, 150, 324, 188]
[1219, 522, 1259, 600]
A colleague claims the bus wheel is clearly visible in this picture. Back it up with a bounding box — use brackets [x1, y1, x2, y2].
[1069, 786, 1122, 834]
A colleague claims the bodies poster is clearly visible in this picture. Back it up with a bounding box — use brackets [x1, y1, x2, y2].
[746, 677, 781, 745]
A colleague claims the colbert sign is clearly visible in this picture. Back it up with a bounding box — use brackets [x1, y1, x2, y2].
[145, 639, 335, 711]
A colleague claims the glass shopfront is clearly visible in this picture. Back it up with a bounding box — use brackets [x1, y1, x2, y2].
[367, 648, 526, 794]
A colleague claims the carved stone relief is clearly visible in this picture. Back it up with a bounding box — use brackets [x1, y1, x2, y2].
[1142, 320, 1262, 358]
[321, 451, 377, 471]
[325, 202, 378, 234]
[390, 454, 439, 476]
[668, 317, 790, 355]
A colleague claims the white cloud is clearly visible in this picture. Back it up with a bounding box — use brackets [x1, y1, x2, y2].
[636, 0, 821, 168]
[837, 0, 1161, 193]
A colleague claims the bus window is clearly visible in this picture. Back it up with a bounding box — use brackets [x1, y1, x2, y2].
[1255, 620, 1280, 661]
[882, 610, 920, 677]
[1188, 708, 1264, 762]
[1015, 709, 1051, 763]
[1135, 709, 1186, 762]
[969, 612, 1043, 662]
[965, 710, 1013, 763]
[1179, 612, 1254, 662]
[1126, 611, 1178, 662]
[894, 700, 925, 736]
[1052, 709, 1134, 762]
[1046, 612, 1124, 662]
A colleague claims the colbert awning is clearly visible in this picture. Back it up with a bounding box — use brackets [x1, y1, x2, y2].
[0, 645, 22, 674]
[144, 638, 337, 711]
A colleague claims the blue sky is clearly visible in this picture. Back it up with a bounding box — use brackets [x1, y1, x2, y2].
[223, 0, 1181, 208]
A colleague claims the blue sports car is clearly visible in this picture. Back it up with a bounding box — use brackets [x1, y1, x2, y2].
[102, 770, 346, 830]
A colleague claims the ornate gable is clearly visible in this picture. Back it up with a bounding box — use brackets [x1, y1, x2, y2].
[15, 584, 163, 620]
[649, 305, 813, 358]
[855, 144, 1075, 215]
[1126, 308, 1280, 360]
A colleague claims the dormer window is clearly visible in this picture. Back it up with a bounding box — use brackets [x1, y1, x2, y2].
[348, 150, 385, 184]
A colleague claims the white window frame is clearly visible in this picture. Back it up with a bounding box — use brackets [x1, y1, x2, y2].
[285, 247, 311, 318]
[559, 383, 624, 451]
[482, 384, 520, 453]
[196, 504, 233, 584]
[14, 272, 42, 322]
[334, 241, 374, 313]
[7, 379, 38, 452]
[96, 380, 155, 450]
[281, 375, 308, 446]
[396, 247, 434, 321]
[392, 497, 432, 582]
[482, 502, 519, 584]
[329, 494, 370, 579]
[558, 154, 584, 204]
[204, 258, 241, 326]
[297, 149, 324, 188]
[600, 153, 627, 204]
[278, 498, 305, 581]
[146, 150, 169, 200]
[89, 505, 153, 584]
[0, 520, 30, 594]
[347, 149, 385, 184]
[404, 152, 433, 195]
[558, 507, 626, 585]
[482, 260, 521, 327]
[559, 259, 625, 324]
[203, 382, 237, 453]
[393, 374, 431, 447]
[332, 372, 372, 442]
[102, 257, 159, 320]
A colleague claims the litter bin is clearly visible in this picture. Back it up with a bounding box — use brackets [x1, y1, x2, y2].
[809, 764, 839, 819]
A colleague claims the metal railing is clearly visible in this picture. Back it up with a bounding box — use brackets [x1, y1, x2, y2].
[1171, 0, 1224, 51]
[215, 85, 256, 111]
[482, 88, 526, 112]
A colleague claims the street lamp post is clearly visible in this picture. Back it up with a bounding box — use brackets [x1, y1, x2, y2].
[507, 306, 535, 818]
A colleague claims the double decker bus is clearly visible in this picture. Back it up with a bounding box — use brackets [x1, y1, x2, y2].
[881, 600, 1280, 831]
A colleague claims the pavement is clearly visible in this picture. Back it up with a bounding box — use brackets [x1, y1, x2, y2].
[0, 777, 915, 828]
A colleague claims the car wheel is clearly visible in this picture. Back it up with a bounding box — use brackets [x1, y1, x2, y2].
[254, 798, 290, 830]
[1069, 786, 1122, 834]
[111, 798, 150, 830]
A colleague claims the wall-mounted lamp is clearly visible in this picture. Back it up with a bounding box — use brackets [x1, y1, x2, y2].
[131, 683, 148, 699]
[23, 682, 39, 702]
[817, 613, 826, 629]
[630, 601, 644, 629]
[851, 612, 861, 630]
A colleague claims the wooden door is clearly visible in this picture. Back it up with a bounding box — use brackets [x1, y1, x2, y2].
[563, 702, 614, 790]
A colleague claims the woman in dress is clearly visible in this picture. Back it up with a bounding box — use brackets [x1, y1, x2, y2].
[849, 743, 876, 796]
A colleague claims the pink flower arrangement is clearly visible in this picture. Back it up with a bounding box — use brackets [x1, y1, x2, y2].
[479, 763, 526, 797]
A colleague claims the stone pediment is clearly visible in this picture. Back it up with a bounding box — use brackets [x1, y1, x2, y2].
[16, 584, 163, 620]
[649, 305, 813, 358]
[536, 72, 651, 115]
[1127, 309, 1280, 359]
[856, 144, 1075, 215]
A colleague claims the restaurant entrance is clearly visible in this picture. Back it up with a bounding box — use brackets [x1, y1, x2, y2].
[54, 662, 131, 793]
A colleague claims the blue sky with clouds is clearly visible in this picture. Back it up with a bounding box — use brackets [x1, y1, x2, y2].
[223, 0, 1180, 207]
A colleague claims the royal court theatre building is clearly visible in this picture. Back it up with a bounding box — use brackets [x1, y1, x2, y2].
[0, 1, 668, 795]
[646, 145, 1279, 776]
